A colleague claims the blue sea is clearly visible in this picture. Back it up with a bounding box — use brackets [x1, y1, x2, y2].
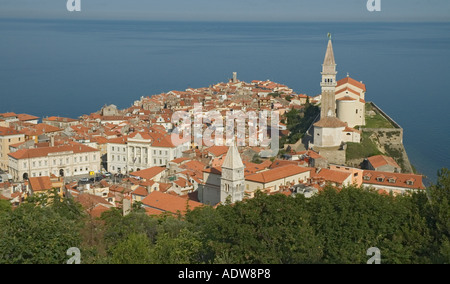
[0, 19, 449, 184]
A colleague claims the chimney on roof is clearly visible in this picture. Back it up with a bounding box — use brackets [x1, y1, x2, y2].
[50, 136, 55, 147]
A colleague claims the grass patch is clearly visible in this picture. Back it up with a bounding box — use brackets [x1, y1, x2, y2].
[364, 103, 395, 129]
[346, 132, 382, 161]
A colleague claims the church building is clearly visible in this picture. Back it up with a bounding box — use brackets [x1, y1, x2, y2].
[200, 143, 245, 205]
[312, 35, 363, 149]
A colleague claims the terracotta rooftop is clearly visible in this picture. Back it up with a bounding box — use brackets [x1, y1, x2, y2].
[8, 142, 99, 160]
[206, 145, 229, 157]
[337, 77, 367, 92]
[311, 168, 352, 184]
[367, 155, 400, 169]
[0, 126, 22, 136]
[141, 191, 204, 216]
[29, 176, 53, 192]
[245, 165, 311, 184]
[362, 170, 425, 190]
[314, 117, 347, 128]
[129, 167, 166, 181]
[132, 186, 149, 197]
[44, 116, 78, 123]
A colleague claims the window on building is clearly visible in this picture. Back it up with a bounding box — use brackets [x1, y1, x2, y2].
[112, 147, 115, 151]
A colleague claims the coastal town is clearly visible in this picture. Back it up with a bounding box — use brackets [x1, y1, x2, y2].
[0, 37, 425, 217]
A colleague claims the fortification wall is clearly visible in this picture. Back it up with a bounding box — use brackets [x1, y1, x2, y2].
[362, 102, 413, 173]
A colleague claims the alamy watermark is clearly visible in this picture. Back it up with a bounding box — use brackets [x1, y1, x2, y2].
[367, 247, 381, 264]
[67, 0, 81, 12]
[66, 247, 81, 264]
[171, 104, 280, 158]
[67, 1, 380, 13]
[367, 0, 381, 12]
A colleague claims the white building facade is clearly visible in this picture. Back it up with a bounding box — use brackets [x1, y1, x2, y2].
[8, 143, 100, 181]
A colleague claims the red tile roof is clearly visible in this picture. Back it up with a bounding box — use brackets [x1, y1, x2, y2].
[367, 155, 400, 169]
[311, 168, 351, 185]
[362, 170, 425, 190]
[44, 116, 78, 123]
[0, 126, 22, 136]
[132, 186, 149, 197]
[337, 77, 367, 92]
[245, 165, 311, 184]
[17, 114, 39, 122]
[314, 117, 347, 128]
[29, 176, 53, 192]
[129, 167, 166, 181]
[89, 204, 111, 218]
[206, 145, 229, 157]
[141, 191, 204, 216]
[8, 142, 99, 160]
[75, 193, 112, 209]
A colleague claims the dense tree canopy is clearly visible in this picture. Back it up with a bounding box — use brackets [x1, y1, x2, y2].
[0, 169, 448, 264]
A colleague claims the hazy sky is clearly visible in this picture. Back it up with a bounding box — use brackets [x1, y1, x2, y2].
[1, 0, 449, 22]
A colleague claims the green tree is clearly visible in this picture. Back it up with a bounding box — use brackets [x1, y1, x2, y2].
[0, 191, 84, 264]
[423, 168, 450, 263]
[0, 199, 11, 216]
[101, 211, 159, 249]
[151, 228, 204, 264]
[109, 233, 153, 264]
[187, 192, 323, 264]
[307, 186, 432, 264]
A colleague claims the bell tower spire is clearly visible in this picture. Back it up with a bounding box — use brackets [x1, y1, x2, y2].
[320, 34, 337, 118]
[220, 142, 245, 204]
